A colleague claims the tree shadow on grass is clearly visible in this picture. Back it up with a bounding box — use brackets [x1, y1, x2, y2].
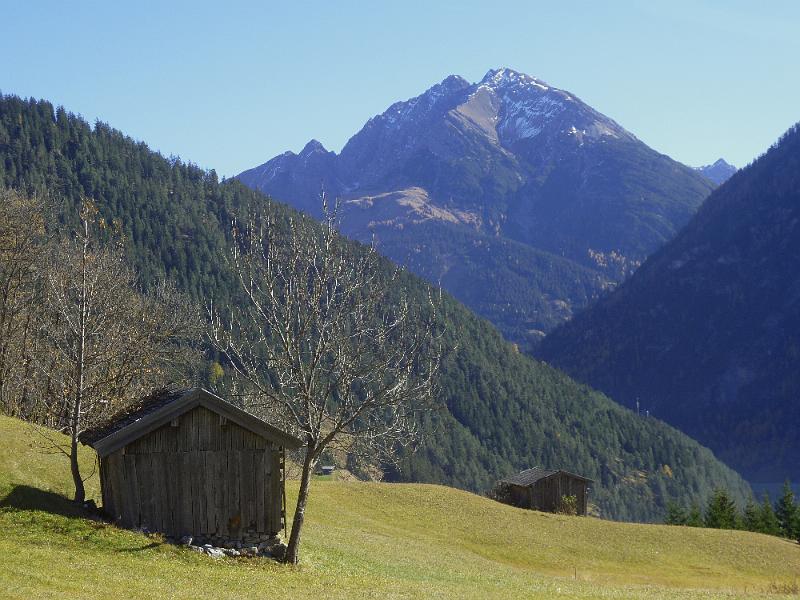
[1, 484, 166, 553]
[0, 484, 86, 518]
[116, 541, 163, 553]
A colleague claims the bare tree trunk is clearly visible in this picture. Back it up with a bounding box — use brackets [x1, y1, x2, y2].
[284, 444, 317, 564]
[0, 294, 14, 413]
[18, 312, 34, 419]
[71, 359, 86, 503]
[70, 425, 85, 503]
[71, 226, 89, 504]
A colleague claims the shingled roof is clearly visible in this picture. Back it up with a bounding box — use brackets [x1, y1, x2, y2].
[501, 467, 593, 487]
[79, 387, 185, 446]
[79, 387, 303, 456]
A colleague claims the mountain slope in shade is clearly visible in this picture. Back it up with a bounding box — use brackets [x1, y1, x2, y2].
[539, 123, 800, 484]
[696, 158, 737, 185]
[239, 68, 714, 349]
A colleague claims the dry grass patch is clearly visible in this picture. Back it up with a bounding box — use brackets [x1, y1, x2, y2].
[1, 415, 798, 599]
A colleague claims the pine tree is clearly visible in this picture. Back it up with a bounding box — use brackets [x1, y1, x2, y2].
[793, 510, 800, 544]
[704, 489, 738, 529]
[775, 481, 798, 539]
[686, 502, 704, 527]
[665, 501, 688, 525]
[742, 498, 761, 532]
[759, 493, 781, 536]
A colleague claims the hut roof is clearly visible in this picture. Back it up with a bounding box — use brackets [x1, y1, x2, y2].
[501, 467, 593, 487]
[79, 387, 185, 445]
[79, 387, 303, 456]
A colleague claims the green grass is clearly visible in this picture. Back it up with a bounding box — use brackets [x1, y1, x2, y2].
[1, 415, 798, 599]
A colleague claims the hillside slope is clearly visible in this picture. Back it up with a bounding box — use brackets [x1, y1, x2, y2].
[539, 123, 800, 485]
[239, 68, 714, 347]
[0, 93, 749, 521]
[1, 415, 799, 599]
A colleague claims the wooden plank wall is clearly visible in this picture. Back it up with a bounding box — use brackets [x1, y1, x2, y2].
[530, 474, 588, 515]
[507, 484, 529, 508]
[100, 406, 283, 538]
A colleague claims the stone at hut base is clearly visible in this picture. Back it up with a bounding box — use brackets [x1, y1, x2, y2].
[264, 542, 287, 561]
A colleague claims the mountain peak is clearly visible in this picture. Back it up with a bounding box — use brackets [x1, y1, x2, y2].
[695, 158, 737, 185]
[368, 75, 470, 134]
[480, 67, 550, 91]
[300, 139, 328, 157]
[471, 67, 631, 145]
[420, 74, 471, 101]
[239, 68, 712, 351]
[440, 74, 470, 88]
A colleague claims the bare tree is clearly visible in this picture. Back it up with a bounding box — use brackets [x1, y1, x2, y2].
[208, 198, 441, 564]
[34, 201, 199, 503]
[0, 189, 46, 416]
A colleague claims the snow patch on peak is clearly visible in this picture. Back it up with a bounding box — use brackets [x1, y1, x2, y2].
[440, 74, 471, 89]
[378, 75, 466, 131]
[498, 94, 566, 142]
[468, 67, 571, 143]
[480, 67, 550, 92]
[256, 151, 294, 180]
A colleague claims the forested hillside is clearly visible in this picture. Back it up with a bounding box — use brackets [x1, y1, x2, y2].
[0, 94, 751, 521]
[539, 123, 800, 486]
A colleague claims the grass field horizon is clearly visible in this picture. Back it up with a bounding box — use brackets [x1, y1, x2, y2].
[1, 414, 798, 599]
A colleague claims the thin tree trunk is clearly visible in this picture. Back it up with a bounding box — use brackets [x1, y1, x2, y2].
[71, 376, 86, 503]
[0, 310, 10, 412]
[71, 329, 87, 503]
[71, 224, 88, 504]
[18, 312, 32, 419]
[70, 426, 85, 503]
[284, 444, 317, 564]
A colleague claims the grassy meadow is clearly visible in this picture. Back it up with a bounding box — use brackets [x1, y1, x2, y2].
[0, 415, 798, 599]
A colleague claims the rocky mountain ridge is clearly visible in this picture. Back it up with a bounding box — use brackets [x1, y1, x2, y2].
[239, 68, 714, 348]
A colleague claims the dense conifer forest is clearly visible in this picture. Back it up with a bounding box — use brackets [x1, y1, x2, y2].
[665, 481, 800, 546]
[0, 94, 752, 521]
[539, 122, 800, 486]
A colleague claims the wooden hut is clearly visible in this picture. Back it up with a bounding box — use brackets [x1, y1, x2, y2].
[498, 467, 592, 515]
[79, 388, 302, 543]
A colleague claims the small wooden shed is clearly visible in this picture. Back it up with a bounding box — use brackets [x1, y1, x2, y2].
[79, 388, 302, 541]
[498, 467, 592, 515]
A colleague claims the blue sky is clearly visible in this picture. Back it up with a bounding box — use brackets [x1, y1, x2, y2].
[3, 1, 798, 177]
